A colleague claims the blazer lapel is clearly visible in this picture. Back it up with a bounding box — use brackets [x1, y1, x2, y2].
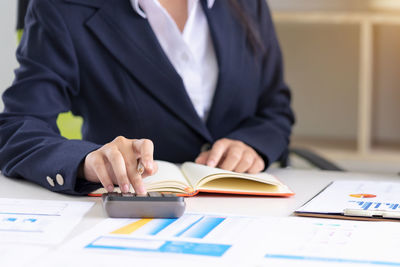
[84, 0, 212, 141]
[201, 0, 238, 135]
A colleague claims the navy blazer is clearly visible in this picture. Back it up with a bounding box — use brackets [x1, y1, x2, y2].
[0, 0, 294, 195]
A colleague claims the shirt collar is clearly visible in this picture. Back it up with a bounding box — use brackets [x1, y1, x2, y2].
[131, 0, 215, 18]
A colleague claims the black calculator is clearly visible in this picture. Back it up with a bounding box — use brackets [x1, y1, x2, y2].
[102, 192, 186, 218]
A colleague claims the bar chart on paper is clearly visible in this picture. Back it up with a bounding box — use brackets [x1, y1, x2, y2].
[85, 214, 251, 257]
[1, 215, 46, 233]
[0, 200, 68, 233]
[0, 198, 94, 244]
[109, 215, 225, 238]
[349, 200, 400, 211]
[296, 181, 400, 216]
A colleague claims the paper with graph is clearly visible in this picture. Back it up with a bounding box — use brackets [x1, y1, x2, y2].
[34, 213, 270, 266]
[295, 180, 400, 220]
[260, 218, 400, 267]
[0, 198, 94, 244]
[33, 215, 400, 267]
[70, 213, 256, 256]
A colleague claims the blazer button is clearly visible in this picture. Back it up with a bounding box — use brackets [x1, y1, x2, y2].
[56, 174, 64, 186]
[46, 176, 55, 187]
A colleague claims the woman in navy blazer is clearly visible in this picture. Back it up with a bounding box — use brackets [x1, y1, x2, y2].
[0, 0, 294, 195]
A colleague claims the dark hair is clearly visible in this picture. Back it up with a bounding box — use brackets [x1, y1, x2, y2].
[228, 0, 265, 54]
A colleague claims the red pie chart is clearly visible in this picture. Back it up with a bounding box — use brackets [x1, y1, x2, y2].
[349, 194, 377, 198]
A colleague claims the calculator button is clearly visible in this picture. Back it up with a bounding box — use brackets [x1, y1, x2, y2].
[102, 192, 186, 218]
[162, 193, 176, 197]
[148, 192, 162, 197]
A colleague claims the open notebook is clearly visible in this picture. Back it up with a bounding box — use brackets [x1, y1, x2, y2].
[90, 161, 294, 197]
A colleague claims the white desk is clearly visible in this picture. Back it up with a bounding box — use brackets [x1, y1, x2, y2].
[1, 168, 399, 247]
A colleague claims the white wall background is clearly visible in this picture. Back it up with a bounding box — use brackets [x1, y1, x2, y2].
[0, 0, 18, 111]
[269, 2, 400, 145]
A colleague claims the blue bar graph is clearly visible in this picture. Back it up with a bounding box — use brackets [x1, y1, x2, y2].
[86, 237, 231, 257]
[175, 217, 204, 237]
[159, 241, 230, 256]
[351, 201, 400, 211]
[85, 215, 236, 257]
[362, 202, 372, 210]
[146, 219, 176, 235]
[23, 218, 37, 223]
[176, 217, 225, 239]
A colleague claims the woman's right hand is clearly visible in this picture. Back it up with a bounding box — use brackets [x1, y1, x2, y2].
[81, 136, 158, 194]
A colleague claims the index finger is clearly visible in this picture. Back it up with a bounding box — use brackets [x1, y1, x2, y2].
[207, 140, 229, 168]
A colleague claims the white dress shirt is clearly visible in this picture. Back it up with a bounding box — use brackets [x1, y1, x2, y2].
[131, 0, 219, 121]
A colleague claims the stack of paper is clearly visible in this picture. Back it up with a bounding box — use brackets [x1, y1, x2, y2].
[31, 213, 400, 267]
[0, 198, 94, 267]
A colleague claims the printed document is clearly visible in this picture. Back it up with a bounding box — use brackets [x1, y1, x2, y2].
[31, 214, 400, 267]
[33, 213, 273, 267]
[260, 217, 400, 267]
[295, 180, 400, 219]
[0, 244, 48, 267]
[0, 198, 94, 244]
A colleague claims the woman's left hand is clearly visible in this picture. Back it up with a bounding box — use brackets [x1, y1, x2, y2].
[195, 138, 265, 174]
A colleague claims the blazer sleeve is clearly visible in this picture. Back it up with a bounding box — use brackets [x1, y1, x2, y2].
[0, 0, 101, 195]
[225, 0, 295, 167]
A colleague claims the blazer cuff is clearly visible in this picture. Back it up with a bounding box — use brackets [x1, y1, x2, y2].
[226, 127, 289, 168]
[42, 140, 102, 195]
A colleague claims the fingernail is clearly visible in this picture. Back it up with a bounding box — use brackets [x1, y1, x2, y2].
[138, 185, 147, 195]
[144, 160, 153, 171]
[107, 185, 114, 192]
[207, 159, 216, 167]
[122, 184, 130, 193]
